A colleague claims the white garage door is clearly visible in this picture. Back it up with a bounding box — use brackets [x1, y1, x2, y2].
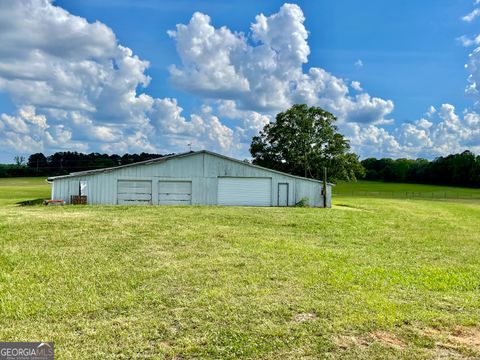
[117, 180, 152, 205]
[158, 181, 192, 205]
[217, 177, 271, 206]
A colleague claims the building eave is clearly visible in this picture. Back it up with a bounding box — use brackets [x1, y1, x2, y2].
[47, 150, 334, 186]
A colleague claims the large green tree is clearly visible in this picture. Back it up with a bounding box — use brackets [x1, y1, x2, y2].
[250, 104, 364, 181]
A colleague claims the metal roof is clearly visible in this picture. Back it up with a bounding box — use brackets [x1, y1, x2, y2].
[47, 150, 334, 185]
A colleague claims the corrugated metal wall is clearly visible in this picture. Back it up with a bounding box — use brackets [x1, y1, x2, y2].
[51, 152, 332, 207]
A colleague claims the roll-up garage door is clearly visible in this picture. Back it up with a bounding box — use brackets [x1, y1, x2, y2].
[217, 177, 271, 206]
[158, 181, 192, 205]
[117, 180, 152, 205]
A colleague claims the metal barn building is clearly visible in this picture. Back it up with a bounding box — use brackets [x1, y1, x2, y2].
[47, 150, 332, 207]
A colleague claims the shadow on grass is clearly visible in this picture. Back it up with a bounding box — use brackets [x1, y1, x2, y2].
[16, 198, 46, 206]
[334, 203, 370, 211]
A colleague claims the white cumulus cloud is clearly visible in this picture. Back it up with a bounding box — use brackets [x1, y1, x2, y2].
[0, 0, 236, 157]
[150, 98, 236, 154]
[168, 4, 394, 124]
[0, 1, 477, 161]
[343, 104, 480, 158]
[462, 8, 480, 22]
[351, 81, 363, 91]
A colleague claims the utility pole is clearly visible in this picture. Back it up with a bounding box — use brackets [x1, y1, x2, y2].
[323, 167, 327, 208]
[304, 150, 307, 178]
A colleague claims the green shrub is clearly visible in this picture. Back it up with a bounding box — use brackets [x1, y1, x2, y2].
[295, 197, 310, 207]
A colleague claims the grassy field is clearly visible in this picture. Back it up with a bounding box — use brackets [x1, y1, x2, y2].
[334, 180, 480, 200]
[0, 178, 479, 359]
[0, 177, 51, 205]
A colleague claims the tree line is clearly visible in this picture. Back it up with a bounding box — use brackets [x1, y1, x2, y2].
[1, 105, 479, 188]
[0, 151, 167, 177]
[249, 105, 480, 188]
[361, 150, 480, 188]
[2, 148, 479, 189]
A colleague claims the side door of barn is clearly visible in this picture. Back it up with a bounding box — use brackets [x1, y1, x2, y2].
[278, 183, 289, 206]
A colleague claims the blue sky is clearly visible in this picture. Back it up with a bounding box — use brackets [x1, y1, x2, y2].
[58, 0, 473, 121]
[0, 0, 479, 162]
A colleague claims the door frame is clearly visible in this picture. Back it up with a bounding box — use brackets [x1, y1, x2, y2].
[277, 182, 289, 207]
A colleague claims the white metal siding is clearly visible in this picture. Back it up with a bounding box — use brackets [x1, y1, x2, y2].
[217, 177, 271, 206]
[158, 180, 192, 205]
[295, 180, 323, 207]
[50, 152, 331, 208]
[117, 180, 152, 205]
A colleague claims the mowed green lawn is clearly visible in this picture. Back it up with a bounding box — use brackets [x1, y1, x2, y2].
[334, 180, 480, 200]
[1, 178, 480, 359]
[0, 177, 51, 205]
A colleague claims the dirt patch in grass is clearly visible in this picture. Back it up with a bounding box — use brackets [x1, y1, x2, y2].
[334, 335, 369, 349]
[371, 331, 405, 348]
[448, 326, 480, 351]
[293, 312, 317, 323]
[421, 326, 480, 358]
[426, 347, 467, 359]
[335, 331, 405, 350]
[334, 327, 480, 357]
